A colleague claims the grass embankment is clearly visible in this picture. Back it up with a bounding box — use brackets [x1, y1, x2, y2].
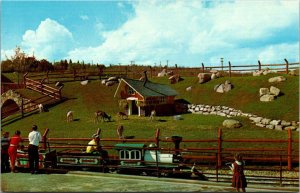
[1, 73, 299, 150]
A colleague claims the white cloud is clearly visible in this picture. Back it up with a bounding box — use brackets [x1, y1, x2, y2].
[21, 18, 74, 61]
[67, 0, 299, 66]
[80, 15, 89, 21]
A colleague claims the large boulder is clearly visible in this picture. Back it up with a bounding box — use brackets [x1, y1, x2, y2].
[198, 73, 211, 84]
[289, 69, 299, 76]
[270, 86, 280, 96]
[268, 76, 286, 83]
[157, 69, 167, 77]
[215, 80, 233, 93]
[260, 94, 275, 102]
[222, 119, 242, 129]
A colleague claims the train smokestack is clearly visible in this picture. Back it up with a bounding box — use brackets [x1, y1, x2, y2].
[171, 136, 182, 155]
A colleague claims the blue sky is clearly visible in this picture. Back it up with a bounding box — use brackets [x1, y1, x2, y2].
[1, 0, 299, 67]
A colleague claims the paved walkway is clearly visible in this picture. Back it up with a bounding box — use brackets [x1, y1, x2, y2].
[1, 171, 299, 192]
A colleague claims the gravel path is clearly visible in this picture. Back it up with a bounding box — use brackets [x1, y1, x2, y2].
[1, 171, 299, 192]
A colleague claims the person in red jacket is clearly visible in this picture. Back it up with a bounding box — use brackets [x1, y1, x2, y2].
[8, 130, 22, 173]
[229, 153, 247, 192]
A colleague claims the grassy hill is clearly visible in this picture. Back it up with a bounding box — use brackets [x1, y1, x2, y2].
[1, 72, 299, 150]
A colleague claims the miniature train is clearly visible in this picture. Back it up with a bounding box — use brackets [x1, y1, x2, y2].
[16, 136, 207, 180]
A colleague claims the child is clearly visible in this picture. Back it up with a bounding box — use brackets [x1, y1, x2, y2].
[229, 153, 247, 192]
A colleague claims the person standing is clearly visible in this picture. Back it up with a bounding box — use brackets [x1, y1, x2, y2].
[28, 125, 42, 174]
[8, 130, 22, 173]
[1, 131, 10, 172]
[229, 153, 247, 192]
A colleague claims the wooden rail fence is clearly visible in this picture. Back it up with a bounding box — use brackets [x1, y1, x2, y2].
[39, 128, 298, 171]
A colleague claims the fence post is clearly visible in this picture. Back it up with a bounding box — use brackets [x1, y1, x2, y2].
[287, 128, 292, 170]
[42, 128, 49, 150]
[228, 61, 232, 77]
[258, 60, 261, 71]
[201, 63, 204, 73]
[218, 128, 222, 168]
[284, 59, 289, 74]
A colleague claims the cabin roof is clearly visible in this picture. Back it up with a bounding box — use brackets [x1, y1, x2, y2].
[114, 78, 178, 98]
[114, 143, 146, 149]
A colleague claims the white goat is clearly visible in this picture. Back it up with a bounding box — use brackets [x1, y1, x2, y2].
[67, 111, 73, 122]
[150, 110, 156, 121]
[38, 104, 44, 113]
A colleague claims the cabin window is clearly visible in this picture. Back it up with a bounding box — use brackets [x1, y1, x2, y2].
[119, 150, 141, 160]
[130, 150, 141, 160]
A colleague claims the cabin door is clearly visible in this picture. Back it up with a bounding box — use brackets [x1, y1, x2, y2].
[127, 100, 139, 115]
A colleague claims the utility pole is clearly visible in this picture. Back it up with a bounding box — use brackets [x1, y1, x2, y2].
[220, 58, 224, 72]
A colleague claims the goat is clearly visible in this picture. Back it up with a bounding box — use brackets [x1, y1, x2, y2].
[117, 112, 128, 120]
[38, 104, 44, 113]
[150, 110, 156, 121]
[67, 111, 73, 122]
[95, 110, 111, 123]
[117, 125, 124, 139]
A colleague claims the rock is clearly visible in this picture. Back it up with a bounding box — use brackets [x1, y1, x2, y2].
[268, 76, 286, 83]
[281, 120, 291, 126]
[283, 126, 297, 131]
[250, 117, 263, 123]
[101, 79, 108, 85]
[270, 86, 280, 96]
[108, 76, 118, 81]
[80, 80, 89, 85]
[260, 94, 275, 102]
[270, 120, 281, 125]
[261, 118, 271, 125]
[259, 88, 270, 96]
[216, 84, 225, 93]
[266, 125, 275, 129]
[186, 86, 192, 92]
[105, 81, 116, 86]
[256, 123, 265, 127]
[158, 69, 167, 77]
[275, 125, 283, 131]
[253, 70, 263, 76]
[222, 119, 242, 129]
[198, 73, 211, 84]
[289, 69, 299, 76]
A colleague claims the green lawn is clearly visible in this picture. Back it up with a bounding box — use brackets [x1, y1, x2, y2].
[2, 72, 299, 150]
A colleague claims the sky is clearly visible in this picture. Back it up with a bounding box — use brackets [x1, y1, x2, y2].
[1, 0, 299, 67]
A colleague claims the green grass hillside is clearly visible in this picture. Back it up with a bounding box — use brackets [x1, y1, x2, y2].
[1, 73, 299, 150]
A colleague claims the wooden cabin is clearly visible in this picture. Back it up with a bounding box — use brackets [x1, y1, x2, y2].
[114, 78, 178, 116]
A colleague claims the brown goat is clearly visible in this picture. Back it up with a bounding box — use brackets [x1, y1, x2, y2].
[94, 110, 111, 123]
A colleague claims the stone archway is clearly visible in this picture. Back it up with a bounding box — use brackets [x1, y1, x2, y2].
[1, 90, 36, 118]
[1, 99, 20, 118]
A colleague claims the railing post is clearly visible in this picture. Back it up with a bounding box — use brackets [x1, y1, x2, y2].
[21, 98, 24, 118]
[258, 60, 261, 71]
[228, 61, 232, 77]
[287, 128, 292, 170]
[218, 128, 222, 168]
[279, 155, 282, 186]
[42, 128, 49, 150]
[155, 128, 160, 177]
[201, 63, 204, 73]
[284, 59, 289, 74]
[216, 153, 219, 182]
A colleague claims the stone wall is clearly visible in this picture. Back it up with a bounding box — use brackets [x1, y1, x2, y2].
[187, 104, 299, 131]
